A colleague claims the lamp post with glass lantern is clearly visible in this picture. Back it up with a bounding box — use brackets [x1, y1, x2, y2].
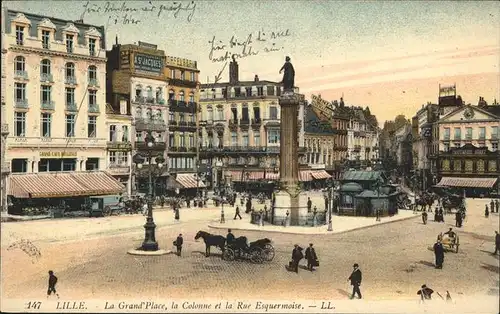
[326, 178, 334, 231]
[132, 131, 165, 252]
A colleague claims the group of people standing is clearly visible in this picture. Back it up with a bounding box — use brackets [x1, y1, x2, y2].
[290, 244, 319, 272]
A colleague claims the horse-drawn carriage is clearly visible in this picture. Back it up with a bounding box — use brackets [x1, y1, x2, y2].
[438, 232, 460, 253]
[223, 237, 275, 263]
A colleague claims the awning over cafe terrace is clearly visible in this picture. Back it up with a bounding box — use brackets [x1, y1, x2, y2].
[310, 170, 332, 180]
[229, 170, 322, 182]
[436, 177, 498, 189]
[173, 173, 207, 189]
[8, 171, 125, 199]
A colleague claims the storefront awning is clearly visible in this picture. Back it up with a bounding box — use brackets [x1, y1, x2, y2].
[229, 170, 313, 182]
[175, 173, 206, 189]
[436, 177, 497, 188]
[8, 171, 125, 198]
[310, 170, 332, 180]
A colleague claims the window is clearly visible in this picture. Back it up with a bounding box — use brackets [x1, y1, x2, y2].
[109, 151, 117, 164]
[65, 88, 75, 105]
[242, 107, 249, 120]
[89, 38, 96, 56]
[270, 106, 278, 119]
[180, 133, 186, 146]
[257, 86, 263, 96]
[156, 109, 162, 120]
[16, 26, 24, 45]
[443, 128, 450, 140]
[169, 112, 174, 122]
[14, 56, 25, 72]
[122, 126, 129, 142]
[246, 87, 252, 97]
[117, 152, 128, 165]
[136, 131, 143, 141]
[66, 34, 74, 53]
[492, 143, 498, 151]
[146, 108, 152, 120]
[41, 85, 51, 104]
[14, 112, 26, 137]
[88, 90, 97, 106]
[169, 132, 175, 147]
[216, 106, 223, 120]
[491, 126, 498, 139]
[179, 113, 185, 122]
[234, 87, 241, 97]
[453, 128, 461, 140]
[88, 65, 97, 81]
[189, 113, 195, 122]
[479, 127, 486, 139]
[254, 133, 260, 146]
[65, 62, 75, 80]
[88, 116, 97, 137]
[42, 30, 50, 49]
[443, 142, 449, 152]
[190, 72, 195, 81]
[179, 91, 185, 102]
[267, 86, 275, 96]
[65, 114, 75, 137]
[168, 90, 175, 100]
[11, 159, 27, 173]
[268, 129, 280, 144]
[181, 71, 185, 80]
[231, 132, 238, 145]
[189, 94, 194, 103]
[156, 88, 162, 101]
[207, 107, 213, 121]
[40, 59, 51, 75]
[15, 83, 26, 101]
[253, 107, 260, 120]
[189, 134, 194, 147]
[41, 113, 51, 137]
[242, 132, 249, 147]
[85, 158, 99, 171]
[135, 86, 142, 98]
[146, 86, 153, 99]
[465, 127, 472, 140]
[170, 69, 175, 79]
[109, 125, 116, 141]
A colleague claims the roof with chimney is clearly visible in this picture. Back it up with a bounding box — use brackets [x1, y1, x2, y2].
[304, 106, 335, 134]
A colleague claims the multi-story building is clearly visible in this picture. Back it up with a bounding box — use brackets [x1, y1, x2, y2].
[394, 124, 413, 179]
[105, 103, 133, 195]
[435, 100, 500, 196]
[304, 95, 348, 180]
[198, 58, 306, 188]
[1, 7, 9, 210]
[2, 10, 124, 204]
[106, 40, 169, 195]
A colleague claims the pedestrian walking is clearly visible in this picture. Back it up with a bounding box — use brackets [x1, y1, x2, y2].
[290, 244, 303, 273]
[375, 209, 381, 222]
[455, 211, 463, 228]
[47, 270, 59, 299]
[494, 199, 499, 213]
[307, 197, 312, 213]
[417, 284, 433, 301]
[434, 207, 438, 222]
[305, 243, 318, 271]
[174, 234, 183, 256]
[348, 263, 362, 299]
[485, 205, 489, 218]
[438, 208, 444, 222]
[490, 199, 495, 213]
[234, 206, 242, 220]
[494, 231, 500, 255]
[433, 238, 444, 269]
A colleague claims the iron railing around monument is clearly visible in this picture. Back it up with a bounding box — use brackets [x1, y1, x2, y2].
[250, 210, 327, 226]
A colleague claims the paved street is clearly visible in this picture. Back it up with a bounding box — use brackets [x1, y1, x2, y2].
[1, 199, 499, 308]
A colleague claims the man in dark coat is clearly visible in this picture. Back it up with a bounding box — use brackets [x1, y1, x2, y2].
[455, 211, 463, 228]
[417, 284, 434, 301]
[434, 208, 439, 222]
[175, 234, 183, 256]
[47, 270, 59, 299]
[438, 208, 444, 222]
[307, 197, 312, 213]
[433, 239, 444, 269]
[348, 263, 362, 299]
[291, 244, 303, 273]
[485, 205, 489, 218]
[495, 199, 499, 213]
[245, 199, 252, 214]
[226, 229, 235, 246]
[234, 206, 242, 220]
[490, 200, 495, 213]
[305, 243, 318, 271]
[494, 231, 500, 255]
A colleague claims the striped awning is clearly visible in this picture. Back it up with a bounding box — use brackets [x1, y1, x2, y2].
[175, 173, 206, 189]
[264, 172, 280, 180]
[436, 177, 497, 188]
[228, 170, 314, 182]
[310, 170, 332, 180]
[299, 170, 312, 182]
[8, 171, 125, 199]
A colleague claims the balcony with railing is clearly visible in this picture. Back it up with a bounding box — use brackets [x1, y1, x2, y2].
[88, 78, 100, 88]
[66, 102, 78, 112]
[263, 117, 280, 126]
[169, 167, 196, 173]
[107, 164, 131, 175]
[14, 70, 28, 80]
[353, 145, 361, 152]
[229, 119, 238, 128]
[169, 146, 197, 154]
[40, 73, 54, 83]
[168, 100, 197, 113]
[142, 97, 167, 106]
[15, 99, 29, 109]
[251, 118, 262, 127]
[135, 118, 167, 131]
[88, 104, 100, 113]
[135, 141, 166, 151]
[168, 78, 197, 88]
[107, 141, 133, 151]
[491, 134, 499, 141]
[65, 76, 77, 85]
[41, 100, 55, 110]
[240, 119, 250, 127]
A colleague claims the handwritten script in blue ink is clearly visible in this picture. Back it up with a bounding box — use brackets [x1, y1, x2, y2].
[208, 29, 292, 63]
[81, 1, 197, 25]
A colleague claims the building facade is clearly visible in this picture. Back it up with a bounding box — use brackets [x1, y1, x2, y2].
[394, 124, 413, 178]
[435, 103, 500, 195]
[347, 105, 379, 164]
[2, 10, 121, 204]
[198, 58, 305, 188]
[165, 56, 200, 179]
[105, 103, 133, 195]
[106, 40, 169, 195]
[1, 7, 9, 210]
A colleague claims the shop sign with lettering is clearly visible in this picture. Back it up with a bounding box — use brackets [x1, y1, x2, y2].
[134, 54, 163, 74]
[311, 95, 333, 118]
[39, 151, 77, 157]
[107, 143, 133, 151]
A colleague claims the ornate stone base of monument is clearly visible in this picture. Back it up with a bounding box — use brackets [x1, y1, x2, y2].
[273, 187, 309, 226]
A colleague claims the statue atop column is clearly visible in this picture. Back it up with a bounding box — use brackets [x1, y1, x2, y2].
[279, 56, 295, 92]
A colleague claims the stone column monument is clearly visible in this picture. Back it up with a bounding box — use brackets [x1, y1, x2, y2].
[274, 57, 309, 225]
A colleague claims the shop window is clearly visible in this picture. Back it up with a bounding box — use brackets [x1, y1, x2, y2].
[442, 160, 450, 171]
[476, 160, 484, 172]
[11, 159, 27, 173]
[86, 158, 100, 171]
[453, 160, 462, 172]
[488, 160, 497, 172]
[464, 160, 473, 172]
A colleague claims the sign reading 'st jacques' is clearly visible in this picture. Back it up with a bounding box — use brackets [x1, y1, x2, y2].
[134, 54, 164, 74]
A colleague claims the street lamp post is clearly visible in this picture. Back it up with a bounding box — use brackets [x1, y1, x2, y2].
[133, 131, 165, 251]
[326, 178, 335, 231]
[218, 173, 231, 224]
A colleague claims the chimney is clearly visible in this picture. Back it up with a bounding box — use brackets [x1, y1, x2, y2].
[254, 75, 259, 82]
[229, 55, 239, 84]
[340, 97, 345, 107]
[115, 35, 118, 46]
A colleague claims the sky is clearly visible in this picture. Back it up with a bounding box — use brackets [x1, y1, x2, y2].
[4, 0, 500, 123]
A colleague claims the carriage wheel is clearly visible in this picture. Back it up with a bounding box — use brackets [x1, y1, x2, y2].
[250, 248, 264, 264]
[223, 248, 235, 261]
[263, 244, 275, 261]
[104, 206, 111, 216]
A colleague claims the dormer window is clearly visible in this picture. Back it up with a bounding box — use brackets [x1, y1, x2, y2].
[42, 30, 50, 49]
[89, 38, 96, 56]
[16, 26, 25, 45]
[66, 34, 74, 53]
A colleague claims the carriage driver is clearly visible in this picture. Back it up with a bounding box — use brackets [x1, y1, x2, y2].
[226, 229, 235, 246]
[444, 228, 456, 243]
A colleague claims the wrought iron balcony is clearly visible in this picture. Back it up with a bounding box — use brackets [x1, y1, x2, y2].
[14, 70, 28, 80]
[168, 78, 197, 88]
[263, 117, 280, 126]
[145, 97, 156, 104]
[168, 100, 197, 113]
[135, 141, 166, 151]
[107, 141, 133, 151]
[15, 99, 29, 109]
[240, 119, 250, 126]
[65, 76, 77, 85]
[179, 121, 188, 126]
[66, 102, 78, 112]
[188, 121, 197, 127]
[169, 120, 178, 126]
[40, 73, 54, 83]
[135, 118, 167, 131]
[88, 104, 100, 113]
[41, 100, 55, 110]
[229, 119, 238, 127]
[158, 98, 166, 105]
[88, 78, 100, 88]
